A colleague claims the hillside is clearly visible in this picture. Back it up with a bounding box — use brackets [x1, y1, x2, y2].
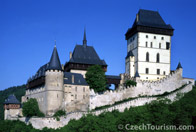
[0, 85, 26, 120]
[0, 86, 195, 131]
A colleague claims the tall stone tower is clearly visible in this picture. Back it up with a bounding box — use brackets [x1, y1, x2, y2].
[125, 9, 174, 80]
[45, 45, 64, 115]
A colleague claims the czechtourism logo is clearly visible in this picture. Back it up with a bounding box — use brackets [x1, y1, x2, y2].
[117, 123, 195, 131]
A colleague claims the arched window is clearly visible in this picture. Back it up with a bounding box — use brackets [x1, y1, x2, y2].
[146, 52, 149, 62]
[159, 43, 161, 48]
[156, 53, 160, 63]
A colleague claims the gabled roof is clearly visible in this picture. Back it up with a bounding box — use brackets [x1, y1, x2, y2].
[48, 46, 62, 71]
[132, 9, 173, 30]
[4, 95, 21, 104]
[68, 45, 107, 66]
[126, 50, 134, 59]
[64, 72, 88, 85]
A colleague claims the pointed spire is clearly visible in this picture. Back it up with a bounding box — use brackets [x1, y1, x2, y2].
[134, 70, 140, 78]
[176, 62, 183, 69]
[83, 28, 87, 47]
[48, 44, 62, 71]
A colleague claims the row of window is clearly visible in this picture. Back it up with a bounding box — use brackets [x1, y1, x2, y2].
[145, 42, 170, 49]
[145, 68, 166, 75]
[75, 87, 86, 92]
[72, 94, 86, 100]
[146, 52, 160, 63]
[146, 35, 164, 40]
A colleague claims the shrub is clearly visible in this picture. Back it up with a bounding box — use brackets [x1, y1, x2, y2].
[22, 98, 44, 117]
[125, 80, 137, 87]
[54, 110, 66, 117]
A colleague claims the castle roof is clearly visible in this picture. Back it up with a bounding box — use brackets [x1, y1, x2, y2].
[4, 95, 21, 104]
[134, 70, 140, 78]
[132, 9, 173, 30]
[64, 72, 88, 86]
[48, 45, 62, 71]
[125, 9, 174, 40]
[67, 45, 107, 66]
[126, 50, 134, 59]
[177, 62, 183, 69]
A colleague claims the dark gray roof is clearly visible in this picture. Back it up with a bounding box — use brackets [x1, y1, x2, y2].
[4, 95, 21, 104]
[134, 70, 140, 78]
[106, 75, 121, 80]
[132, 9, 173, 30]
[177, 62, 183, 69]
[64, 72, 88, 86]
[126, 50, 134, 59]
[68, 45, 107, 66]
[48, 46, 62, 71]
[27, 63, 49, 83]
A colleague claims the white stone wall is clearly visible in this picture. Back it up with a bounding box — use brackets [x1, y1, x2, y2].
[4, 108, 22, 120]
[16, 82, 193, 130]
[90, 69, 184, 110]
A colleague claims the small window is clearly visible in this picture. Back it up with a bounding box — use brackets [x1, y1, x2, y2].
[75, 87, 77, 91]
[157, 69, 160, 75]
[146, 77, 148, 79]
[146, 35, 148, 38]
[159, 43, 161, 48]
[146, 42, 148, 47]
[146, 68, 149, 74]
[162, 37, 164, 40]
[133, 37, 135, 41]
[157, 77, 159, 79]
[57, 94, 58, 98]
[166, 42, 170, 50]
[83, 95, 85, 99]
[151, 42, 153, 48]
[146, 52, 149, 62]
[75, 95, 77, 99]
[154, 36, 156, 39]
[163, 71, 166, 75]
[83, 87, 85, 92]
[156, 53, 160, 63]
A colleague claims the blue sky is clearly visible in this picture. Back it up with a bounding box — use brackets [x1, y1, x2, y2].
[0, 0, 196, 90]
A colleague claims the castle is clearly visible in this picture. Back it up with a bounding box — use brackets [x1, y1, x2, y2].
[4, 9, 195, 121]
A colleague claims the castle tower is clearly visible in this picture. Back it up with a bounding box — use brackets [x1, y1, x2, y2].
[125, 9, 174, 80]
[45, 45, 64, 115]
[4, 95, 22, 120]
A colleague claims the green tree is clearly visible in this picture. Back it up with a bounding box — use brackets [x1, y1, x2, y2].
[22, 98, 44, 117]
[85, 65, 107, 93]
[125, 80, 137, 87]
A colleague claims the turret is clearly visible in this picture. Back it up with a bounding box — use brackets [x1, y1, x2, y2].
[83, 28, 87, 48]
[176, 62, 183, 77]
[45, 44, 64, 115]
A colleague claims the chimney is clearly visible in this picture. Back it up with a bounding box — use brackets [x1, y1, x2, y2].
[72, 75, 74, 84]
[69, 52, 72, 59]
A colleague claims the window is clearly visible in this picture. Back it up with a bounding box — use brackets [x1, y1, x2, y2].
[162, 37, 164, 40]
[146, 68, 149, 74]
[146, 52, 149, 62]
[75, 95, 77, 99]
[163, 71, 166, 75]
[146, 35, 148, 38]
[83, 95, 85, 99]
[157, 77, 159, 79]
[57, 94, 58, 98]
[151, 42, 153, 48]
[159, 43, 161, 48]
[157, 69, 160, 75]
[166, 42, 170, 50]
[156, 53, 160, 63]
[146, 77, 148, 79]
[146, 42, 148, 47]
[133, 37, 135, 41]
[154, 36, 156, 39]
[75, 87, 77, 91]
[83, 87, 85, 92]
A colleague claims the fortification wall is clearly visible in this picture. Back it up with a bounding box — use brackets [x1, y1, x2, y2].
[15, 82, 193, 129]
[90, 69, 184, 109]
